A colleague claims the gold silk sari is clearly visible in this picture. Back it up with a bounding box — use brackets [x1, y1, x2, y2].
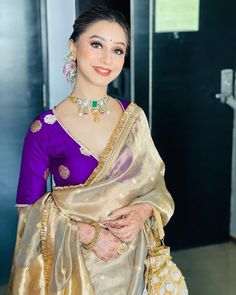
[8, 103, 174, 295]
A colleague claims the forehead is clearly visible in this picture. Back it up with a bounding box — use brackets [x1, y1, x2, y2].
[81, 20, 127, 44]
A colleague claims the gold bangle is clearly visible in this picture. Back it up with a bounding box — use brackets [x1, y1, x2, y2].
[81, 221, 101, 251]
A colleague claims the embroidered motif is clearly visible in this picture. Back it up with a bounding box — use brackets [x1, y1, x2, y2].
[53, 103, 141, 191]
[58, 165, 70, 179]
[30, 120, 42, 133]
[44, 114, 56, 124]
[43, 168, 50, 180]
[80, 146, 91, 157]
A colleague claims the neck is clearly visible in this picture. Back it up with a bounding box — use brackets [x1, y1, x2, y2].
[71, 78, 108, 100]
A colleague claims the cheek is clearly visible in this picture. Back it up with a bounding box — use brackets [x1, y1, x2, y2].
[114, 56, 125, 69]
[79, 45, 97, 61]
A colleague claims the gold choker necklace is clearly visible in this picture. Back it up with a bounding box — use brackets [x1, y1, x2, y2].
[69, 95, 110, 123]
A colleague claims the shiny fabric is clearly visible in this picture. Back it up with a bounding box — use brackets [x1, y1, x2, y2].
[8, 103, 174, 295]
[16, 99, 129, 205]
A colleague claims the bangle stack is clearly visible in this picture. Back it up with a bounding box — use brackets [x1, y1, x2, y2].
[81, 221, 101, 251]
[81, 221, 129, 256]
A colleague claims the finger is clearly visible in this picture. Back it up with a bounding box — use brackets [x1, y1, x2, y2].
[108, 216, 138, 229]
[117, 227, 140, 239]
[106, 218, 129, 227]
[121, 236, 135, 243]
[122, 230, 140, 241]
[108, 229, 137, 242]
[103, 206, 133, 221]
[106, 251, 119, 261]
[107, 228, 127, 239]
[103, 214, 135, 227]
[106, 226, 122, 237]
[107, 225, 134, 236]
[117, 233, 135, 243]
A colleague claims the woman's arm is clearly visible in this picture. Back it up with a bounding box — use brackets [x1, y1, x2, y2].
[16, 116, 50, 207]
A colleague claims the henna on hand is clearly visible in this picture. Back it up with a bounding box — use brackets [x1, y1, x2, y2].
[77, 222, 96, 244]
[92, 228, 123, 261]
[103, 203, 154, 243]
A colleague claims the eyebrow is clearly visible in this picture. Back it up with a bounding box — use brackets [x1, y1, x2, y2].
[89, 35, 126, 47]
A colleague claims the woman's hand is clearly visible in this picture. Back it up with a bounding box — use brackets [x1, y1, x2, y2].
[77, 222, 123, 261]
[77, 222, 97, 244]
[102, 203, 153, 243]
[92, 228, 123, 261]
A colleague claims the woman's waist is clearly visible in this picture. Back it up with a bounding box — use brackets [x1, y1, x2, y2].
[50, 186, 136, 223]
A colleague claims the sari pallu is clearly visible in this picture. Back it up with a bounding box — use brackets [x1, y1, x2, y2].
[8, 103, 174, 295]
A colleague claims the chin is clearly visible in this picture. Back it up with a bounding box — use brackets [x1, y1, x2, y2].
[90, 75, 118, 88]
[89, 79, 108, 87]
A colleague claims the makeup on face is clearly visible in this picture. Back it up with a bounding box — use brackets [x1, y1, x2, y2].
[89, 34, 126, 48]
[89, 35, 126, 56]
[93, 66, 112, 76]
[74, 21, 126, 86]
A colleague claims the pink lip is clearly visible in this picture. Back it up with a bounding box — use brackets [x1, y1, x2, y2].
[93, 66, 112, 76]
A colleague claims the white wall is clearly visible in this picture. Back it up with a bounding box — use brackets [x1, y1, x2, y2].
[46, 0, 76, 108]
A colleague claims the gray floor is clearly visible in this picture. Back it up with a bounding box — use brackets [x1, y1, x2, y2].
[172, 242, 236, 295]
[1, 242, 235, 295]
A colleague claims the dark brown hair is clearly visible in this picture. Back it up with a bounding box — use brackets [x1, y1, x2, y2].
[69, 5, 130, 49]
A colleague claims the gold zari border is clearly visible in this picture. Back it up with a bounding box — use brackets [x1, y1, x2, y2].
[40, 103, 141, 290]
[53, 102, 141, 190]
[40, 195, 53, 293]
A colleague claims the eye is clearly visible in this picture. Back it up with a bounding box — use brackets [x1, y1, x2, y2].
[91, 41, 102, 49]
[114, 48, 124, 55]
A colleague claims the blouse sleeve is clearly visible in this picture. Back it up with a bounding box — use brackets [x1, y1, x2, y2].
[16, 117, 50, 206]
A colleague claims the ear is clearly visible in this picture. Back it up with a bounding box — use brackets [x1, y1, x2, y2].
[68, 39, 77, 60]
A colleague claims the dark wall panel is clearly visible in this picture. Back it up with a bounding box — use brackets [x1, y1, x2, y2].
[0, 0, 44, 284]
[71, 0, 234, 249]
[152, 0, 235, 248]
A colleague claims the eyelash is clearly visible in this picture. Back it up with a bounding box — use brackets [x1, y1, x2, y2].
[90, 42, 124, 56]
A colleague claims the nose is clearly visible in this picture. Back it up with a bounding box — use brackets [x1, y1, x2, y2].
[100, 48, 112, 65]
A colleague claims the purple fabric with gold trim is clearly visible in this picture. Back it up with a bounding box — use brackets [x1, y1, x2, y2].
[16, 98, 130, 205]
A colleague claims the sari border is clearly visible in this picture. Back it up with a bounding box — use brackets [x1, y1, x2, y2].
[53, 103, 141, 191]
[89, 103, 141, 184]
[40, 194, 53, 291]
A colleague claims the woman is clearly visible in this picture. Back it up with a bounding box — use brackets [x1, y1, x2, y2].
[9, 6, 175, 295]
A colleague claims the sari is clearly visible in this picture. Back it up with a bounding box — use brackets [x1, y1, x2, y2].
[8, 103, 174, 295]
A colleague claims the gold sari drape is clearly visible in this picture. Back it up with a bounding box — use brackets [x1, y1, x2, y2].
[8, 103, 174, 295]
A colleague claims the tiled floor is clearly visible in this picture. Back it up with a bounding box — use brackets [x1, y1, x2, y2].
[1, 242, 235, 295]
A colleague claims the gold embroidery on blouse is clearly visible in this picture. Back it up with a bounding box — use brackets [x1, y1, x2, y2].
[80, 146, 91, 157]
[53, 103, 141, 191]
[30, 120, 42, 133]
[58, 165, 70, 179]
[44, 168, 50, 180]
[44, 114, 56, 124]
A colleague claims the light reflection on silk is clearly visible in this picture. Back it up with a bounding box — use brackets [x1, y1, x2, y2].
[8, 104, 174, 295]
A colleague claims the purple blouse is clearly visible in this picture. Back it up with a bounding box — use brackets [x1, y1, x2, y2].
[16, 98, 130, 206]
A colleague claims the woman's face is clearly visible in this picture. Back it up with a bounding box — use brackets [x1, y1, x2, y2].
[71, 20, 127, 88]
